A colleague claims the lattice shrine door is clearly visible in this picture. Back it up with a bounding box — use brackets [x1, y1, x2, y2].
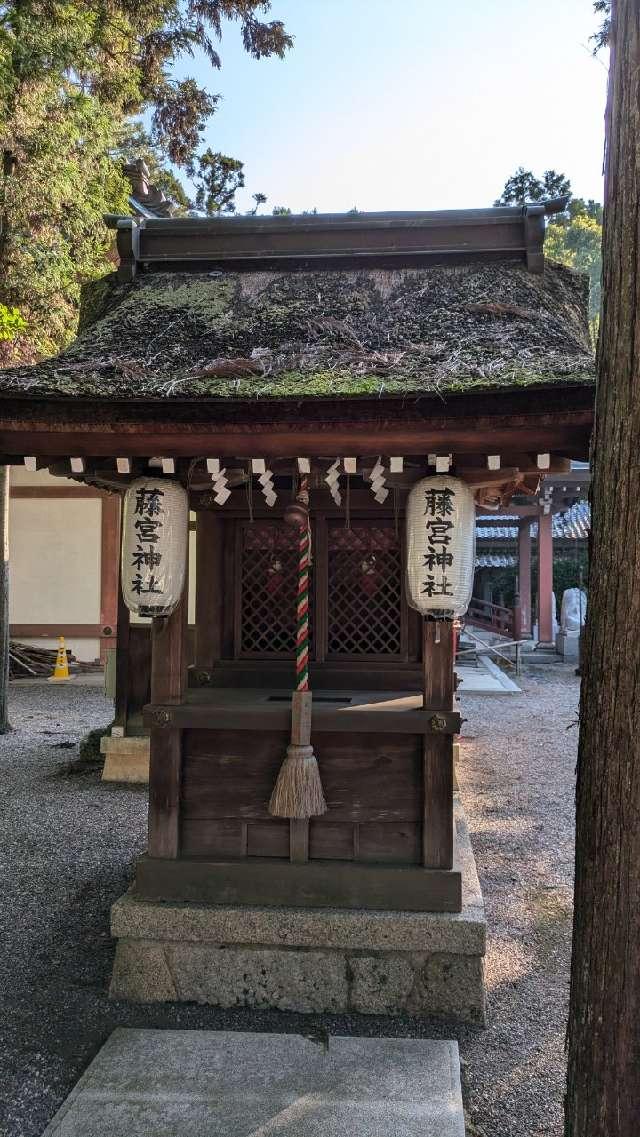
[234, 517, 414, 665]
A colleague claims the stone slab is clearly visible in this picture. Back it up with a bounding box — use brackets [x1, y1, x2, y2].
[112, 794, 485, 955]
[42, 1028, 465, 1137]
[101, 735, 150, 783]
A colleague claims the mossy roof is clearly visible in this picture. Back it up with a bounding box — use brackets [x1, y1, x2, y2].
[0, 260, 594, 402]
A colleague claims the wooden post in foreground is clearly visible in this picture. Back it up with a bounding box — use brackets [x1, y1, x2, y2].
[565, 2, 640, 1131]
[422, 619, 454, 869]
[0, 467, 9, 734]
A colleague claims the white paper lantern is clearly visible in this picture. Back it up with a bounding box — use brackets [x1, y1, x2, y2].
[406, 476, 476, 617]
[121, 477, 188, 617]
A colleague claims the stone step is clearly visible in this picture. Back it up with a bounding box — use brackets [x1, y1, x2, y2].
[42, 1028, 466, 1136]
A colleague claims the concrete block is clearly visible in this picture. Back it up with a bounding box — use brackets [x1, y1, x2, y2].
[349, 954, 415, 1013]
[110, 941, 176, 1002]
[101, 735, 149, 783]
[410, 953, 486, 1023]
[42, 1029, 466, 1136]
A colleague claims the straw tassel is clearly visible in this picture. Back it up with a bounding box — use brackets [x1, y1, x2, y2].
[269, 478, 326, 819]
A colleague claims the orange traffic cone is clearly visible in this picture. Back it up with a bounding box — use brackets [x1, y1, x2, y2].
[49, 636, 72, 682]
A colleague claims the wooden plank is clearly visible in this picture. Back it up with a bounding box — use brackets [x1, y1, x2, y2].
[147, 726, 182, 859]
[194, 511, 223, 671]
[144, 701, 459, 735]
[247, 819, 290, 858]
[134, 853, 463, 912]
[358, 822, 421, 864]
[181, 818, 245, 858]
[10, 485, 103, 498]
[422, 620, 455, 870]
[309, 822, 354, 861]
[181, 729, 289, 820]
[289, 820, 309, 863]
[181, 730, 423, 824]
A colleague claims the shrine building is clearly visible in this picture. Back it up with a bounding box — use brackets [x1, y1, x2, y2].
[0, 204, 594, 1020]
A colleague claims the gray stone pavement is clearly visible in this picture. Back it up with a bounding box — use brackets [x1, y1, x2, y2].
[43, 1028, 465, 1137]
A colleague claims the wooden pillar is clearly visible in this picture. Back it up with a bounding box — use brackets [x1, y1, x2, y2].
[516, 522, 532, 638]
[422, 619, 454, 870]
[99, 493, 120, 663]
[537, 508, 554, 644]
[194, 511, 223, 672]
[148, 575, 188, 860]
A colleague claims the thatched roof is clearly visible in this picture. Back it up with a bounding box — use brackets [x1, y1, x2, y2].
[0, 260, 594, 402]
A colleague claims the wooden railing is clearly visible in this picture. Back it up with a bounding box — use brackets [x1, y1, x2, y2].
[466, 597, 515, 637]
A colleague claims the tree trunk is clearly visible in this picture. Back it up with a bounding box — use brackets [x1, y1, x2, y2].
[565, 2, 640, 1133]
[0, 466, 10, 733]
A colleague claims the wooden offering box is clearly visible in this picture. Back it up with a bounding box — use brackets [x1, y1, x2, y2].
[139, 684, 461, 912]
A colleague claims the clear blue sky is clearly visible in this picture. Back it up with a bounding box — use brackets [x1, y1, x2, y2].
[173, 0, 608, 214]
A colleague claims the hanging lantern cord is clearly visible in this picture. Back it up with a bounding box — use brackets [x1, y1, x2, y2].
[296, 500, 311, 692]
[269, 473, 326, 819]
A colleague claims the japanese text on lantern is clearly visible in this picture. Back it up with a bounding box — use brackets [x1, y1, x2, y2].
[130, 486, 165, 597]
[421, 486, 455, 599]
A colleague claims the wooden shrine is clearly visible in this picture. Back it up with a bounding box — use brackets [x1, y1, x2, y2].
[0, 203, 595, 1015]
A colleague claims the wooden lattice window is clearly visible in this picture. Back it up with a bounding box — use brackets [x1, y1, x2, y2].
[326, 522, 404, 658]
[238, 522, 313, 657]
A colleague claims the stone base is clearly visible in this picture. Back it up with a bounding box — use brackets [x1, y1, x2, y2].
[101, 734, 150, 783]
[555, 631, 581, 661]
[110, 797, 485, 1024]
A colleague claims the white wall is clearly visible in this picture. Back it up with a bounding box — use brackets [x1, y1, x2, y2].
[9, 468, 197, 662]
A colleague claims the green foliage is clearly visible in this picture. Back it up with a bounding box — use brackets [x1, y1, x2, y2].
[494, 168, 571, 207]
[592, 1, 610, 51]
[272, 205, 291, 215]
[0, 1, 291, 362]
[0, 302, 26, 341]
[545, 205, 603, 323]
[495, 168, 603, 324]
[249, 191, 267, 214]
[193, 149, 244, 213]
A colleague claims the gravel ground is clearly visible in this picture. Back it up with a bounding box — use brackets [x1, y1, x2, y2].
[0, 670, 579, 1137]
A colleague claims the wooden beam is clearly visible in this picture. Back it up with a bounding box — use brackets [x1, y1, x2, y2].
[10, 485, 102, 498]
[194, 512, 223, 671]
[422, 620, 455, 871]
[0, 413, 593, 461]
[134, 853, 462, 912]
[99, 494, 120, 663]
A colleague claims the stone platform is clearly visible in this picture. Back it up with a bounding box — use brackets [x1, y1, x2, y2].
[42, 1028, 466, 1136]
[110, 797, 486, 1023]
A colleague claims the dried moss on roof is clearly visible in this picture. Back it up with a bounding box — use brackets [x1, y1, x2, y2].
[0, 260, 594, 401]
